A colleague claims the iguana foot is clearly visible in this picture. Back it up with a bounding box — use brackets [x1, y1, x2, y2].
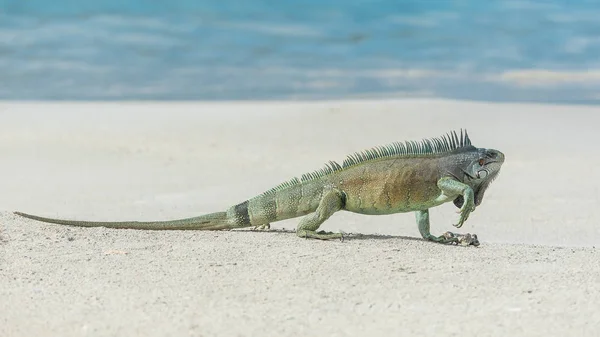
[443, 231, 479, 246]
[252, 223, 271, 231]
[424, 232, 479, 246]
[453, 203, 475, 228]
[297, 229, 345, 241]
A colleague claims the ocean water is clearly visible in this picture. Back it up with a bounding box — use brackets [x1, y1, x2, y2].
[1, 0, 599, 103]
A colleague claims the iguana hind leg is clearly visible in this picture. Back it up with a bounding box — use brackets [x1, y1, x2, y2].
[416, 209, 479, 246]
[296, 186, 344, 241]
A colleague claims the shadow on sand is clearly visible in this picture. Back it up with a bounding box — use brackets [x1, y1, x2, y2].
[233, 227, 425, 242]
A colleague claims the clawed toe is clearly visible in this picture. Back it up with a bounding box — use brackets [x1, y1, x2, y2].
[443, 231, 479, 247]
[314, 230, 345, 242]
[297, 229, 345, 241]
[252, 223, 271, 231]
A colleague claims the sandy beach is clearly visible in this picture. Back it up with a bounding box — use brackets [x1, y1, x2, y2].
[1, 99, 600, 336]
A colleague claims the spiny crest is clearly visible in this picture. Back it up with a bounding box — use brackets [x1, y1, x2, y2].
[300, 161, 342, 182]
[260, 130, 471, 196]
[342, 129, 471, 167]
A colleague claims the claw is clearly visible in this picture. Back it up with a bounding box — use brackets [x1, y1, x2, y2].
[465, 234, 480, 247]
[339, 230, 346, 242]
[444, 231, 480, 246]
[443, 231, 455, 240]
[457, 234, 472, 246]
[252, 223, 271, 231]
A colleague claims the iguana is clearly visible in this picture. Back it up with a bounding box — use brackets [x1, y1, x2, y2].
[15, 130, 504, 246]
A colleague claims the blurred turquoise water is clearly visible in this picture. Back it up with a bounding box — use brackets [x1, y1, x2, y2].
[1, 0, 599, 103]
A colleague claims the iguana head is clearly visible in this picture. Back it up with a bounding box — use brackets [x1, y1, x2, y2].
[453, 148, 505, 208]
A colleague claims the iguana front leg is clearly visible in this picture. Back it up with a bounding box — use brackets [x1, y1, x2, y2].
[416, 209, 479, 246]
[437, 177, 475, 228]
[296, 186, 344, 241]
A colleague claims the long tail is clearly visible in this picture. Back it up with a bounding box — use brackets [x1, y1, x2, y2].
[14, 181, 317, 231]
[13, 211, 232, 230]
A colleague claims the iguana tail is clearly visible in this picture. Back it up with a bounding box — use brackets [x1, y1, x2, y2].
[14, 178, 323, 230]
[13, 211, 233, 230]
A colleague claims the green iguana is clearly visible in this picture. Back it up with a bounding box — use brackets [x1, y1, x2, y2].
[15, 130, 504, 246]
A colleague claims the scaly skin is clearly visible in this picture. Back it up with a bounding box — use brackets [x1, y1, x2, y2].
[15, 130, 504, 246]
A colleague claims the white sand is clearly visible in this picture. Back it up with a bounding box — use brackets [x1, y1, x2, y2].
[1, 99, 600, 336]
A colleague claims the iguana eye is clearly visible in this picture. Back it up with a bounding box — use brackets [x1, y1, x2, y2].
[478, 158, 485, 166]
